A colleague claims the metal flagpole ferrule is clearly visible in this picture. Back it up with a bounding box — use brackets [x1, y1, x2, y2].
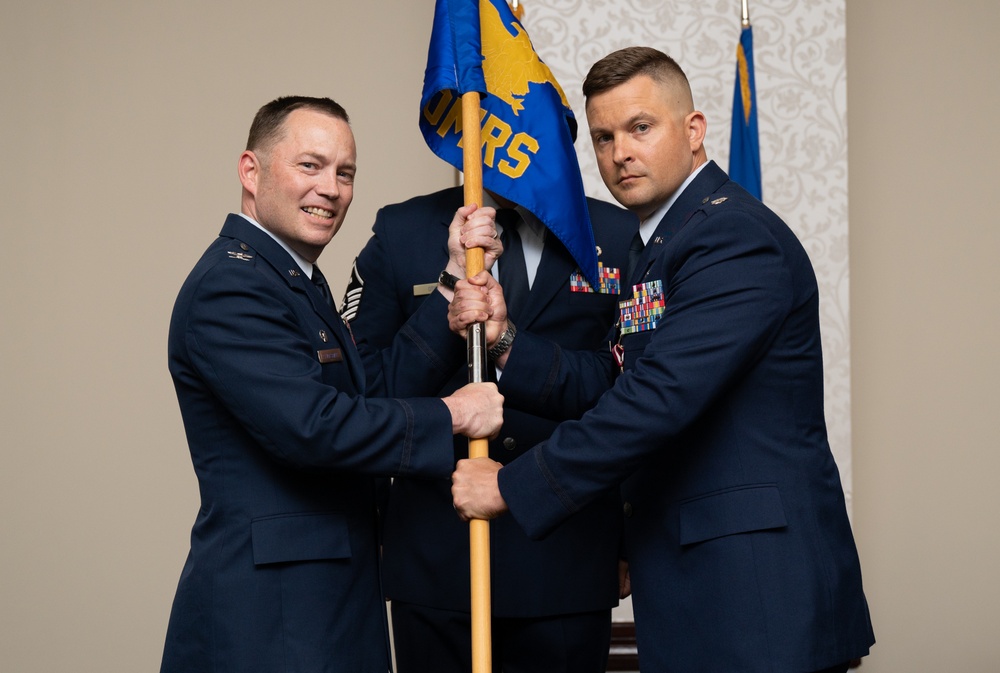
[467, 322, 489, 384]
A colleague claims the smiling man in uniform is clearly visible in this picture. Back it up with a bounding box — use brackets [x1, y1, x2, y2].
[160, 96, 503, 673]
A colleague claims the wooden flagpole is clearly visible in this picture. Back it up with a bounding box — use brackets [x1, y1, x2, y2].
[460, 89, 492, 673]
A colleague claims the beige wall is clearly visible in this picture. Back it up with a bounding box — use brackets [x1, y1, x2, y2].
[1, 1, 998, 671]
[848, 2, 1000, 670]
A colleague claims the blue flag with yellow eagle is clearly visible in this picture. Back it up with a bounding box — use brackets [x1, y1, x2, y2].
[420, 0, 599, 286]
[729, 23, 762, 200]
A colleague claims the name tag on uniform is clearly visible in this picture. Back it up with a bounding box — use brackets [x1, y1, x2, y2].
[317, 348, 343, 364]
[569, 263, 622, 295]
[619, 280, 665, 335]
[413, 282, 438, 296]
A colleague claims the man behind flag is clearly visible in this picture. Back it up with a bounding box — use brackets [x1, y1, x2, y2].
[342, 1, 636, 671]
[729, 5, 763, 200]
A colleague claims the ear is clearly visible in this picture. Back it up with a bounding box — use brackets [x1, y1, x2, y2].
[237, 150, 261, 196]
[686, 111, 707, 153]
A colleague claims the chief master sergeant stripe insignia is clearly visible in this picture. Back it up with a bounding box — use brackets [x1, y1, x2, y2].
[341, 259, 364, 323]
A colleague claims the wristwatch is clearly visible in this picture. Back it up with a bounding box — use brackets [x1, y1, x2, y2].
[438, 269, 460, 290]
[488, 321, 517, 361]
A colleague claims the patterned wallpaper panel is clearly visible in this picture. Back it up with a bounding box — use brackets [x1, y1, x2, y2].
[521, 0, 852, 511]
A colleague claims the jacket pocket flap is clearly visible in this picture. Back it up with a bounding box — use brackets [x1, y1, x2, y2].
[679, 484, 787, 546]
[251, 512, 351, 565]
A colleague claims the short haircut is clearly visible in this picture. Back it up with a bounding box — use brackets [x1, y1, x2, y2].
[583, 46, 691, 103]
[245, 96, 350, 155]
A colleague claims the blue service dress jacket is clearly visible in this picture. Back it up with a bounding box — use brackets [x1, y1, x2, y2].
[495, 163, 875, 671]
[160, 214, 460, 673]
[344, 187, 636, 618]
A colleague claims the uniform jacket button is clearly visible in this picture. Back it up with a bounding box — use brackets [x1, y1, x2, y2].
[623, 501, 633, 518]
[502, 437, 517, 451]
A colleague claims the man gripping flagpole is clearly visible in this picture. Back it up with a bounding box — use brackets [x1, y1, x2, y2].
[418, 2, 607, 670]
[730, 0, 763, 200]
[421, 3, 492, 669]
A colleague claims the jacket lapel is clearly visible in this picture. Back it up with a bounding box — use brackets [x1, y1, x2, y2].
[302, 273, 367, 393]
[219, 215, 367, 392]
[629, 161, 730, 285]
[514, 237, 576, 328]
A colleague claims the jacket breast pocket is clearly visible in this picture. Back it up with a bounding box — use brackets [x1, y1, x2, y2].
[251, 511, 352, 565]
[678, 484, 787, 546]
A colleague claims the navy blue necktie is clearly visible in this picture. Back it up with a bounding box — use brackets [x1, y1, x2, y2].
[311, 265, 335, 310]
[497, 209, 529, 320]
[627, 230, 645, 282]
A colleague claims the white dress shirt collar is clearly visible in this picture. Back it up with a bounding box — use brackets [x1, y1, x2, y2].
[638, 161, 709, 244]
[482, 193, 545, 289]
